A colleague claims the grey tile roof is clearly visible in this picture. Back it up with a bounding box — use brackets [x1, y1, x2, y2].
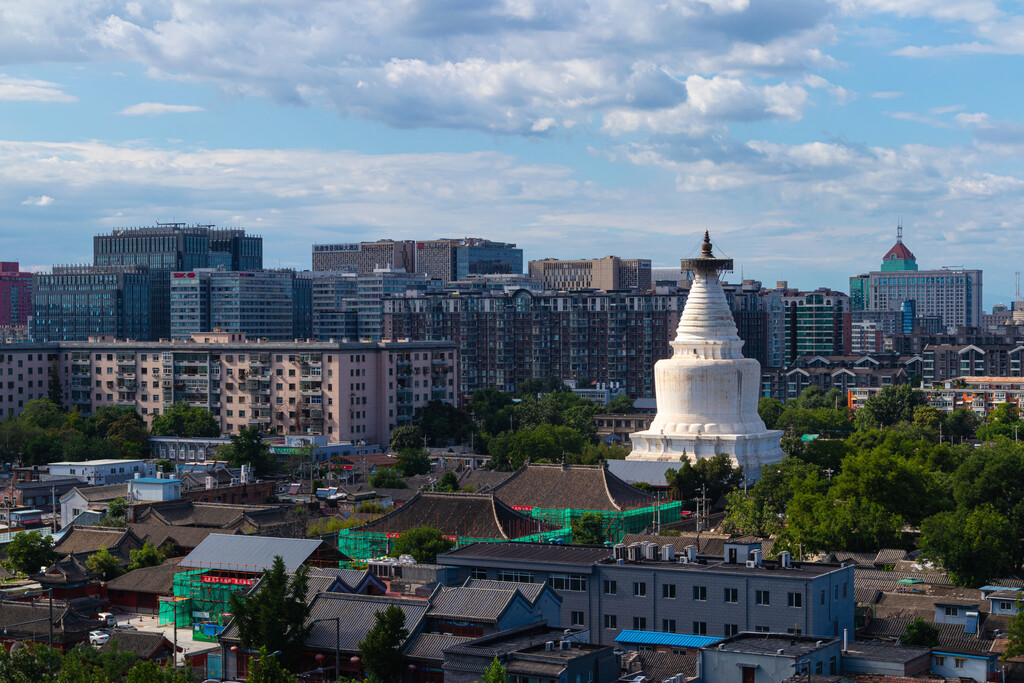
[178, 534, 325, 572]
[99, 630, 175, 659]
[105, 562, 179, 595]
[128, 523, 241, 551]
[303, 593, 428, 652]
[68, 484, 129, 502]
[873, 548, 908, 566]
[864, 616, 995, 654]
[426, 586, 521, 623]
[404, 632, 473, 663]
[455, 469, 512, 493]
[462, 578, 549, 605]
[355, 492, 558, 539]
[493, 463, 654, 511]
[52, 526, 143, 561]
[621, 650, 697, 681]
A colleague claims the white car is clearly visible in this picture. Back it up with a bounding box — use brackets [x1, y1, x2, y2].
[89, 631, 110, 646]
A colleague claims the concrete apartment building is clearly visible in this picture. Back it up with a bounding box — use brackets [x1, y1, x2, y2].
[0, 332, 457, 442]
[312, 240, 416, 273]
[169, 269, 312, 341]
[0, 262, 32, 328]
[527, 256, 652, 292]
[439, 541, 855, 646]
[306, 271, 359, 341]
[850, 231, 982, 332]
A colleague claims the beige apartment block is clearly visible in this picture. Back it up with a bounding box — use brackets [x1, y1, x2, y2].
[528, 256, 652, 292]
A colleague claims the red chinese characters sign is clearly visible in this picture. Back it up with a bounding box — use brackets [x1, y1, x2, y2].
[200, 575, 256, 586]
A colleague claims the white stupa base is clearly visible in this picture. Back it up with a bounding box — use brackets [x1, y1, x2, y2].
[626, 429, 785, 480]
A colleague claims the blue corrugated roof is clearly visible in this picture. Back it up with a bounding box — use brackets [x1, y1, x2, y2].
[180, 533, 323, 572]
[614, 630, 721, 648]
[132, 477, 179, 484]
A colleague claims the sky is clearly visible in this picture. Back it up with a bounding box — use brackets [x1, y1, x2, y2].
[1, 0, 1022, 309]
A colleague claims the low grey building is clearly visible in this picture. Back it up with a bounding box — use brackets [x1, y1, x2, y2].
[697, 633, 842, 683]
[438, 540, 855, 646]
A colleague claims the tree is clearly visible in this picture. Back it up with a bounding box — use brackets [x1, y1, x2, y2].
[395, 448, 431, 477]
[482, 657, 508, 683]
[414, 401, 476, 446]
[515, 377, 565, 398]
[389, 426, 423, 452]
[229, 556, 312, 669]
[899, 618, 940, 647]
[370, 468, 406, 489]
[855, 385, 926, 429]
[246, 647, 300, 683]
[358, 604, 409, 683]
[571, 512, 606, 545]
[912, 405, 943, 433]
[85, 546, 124, 580]
[664, 459, 697, 501]
[219, 427, 275, 476]
[48, 359, 63, 405]
[945, 407, 981, 440]
[390, 526, 454, 564]
[721, 458, 816, 538]
[486, 424, 586, 471]
[6, 530, 57, 575]
[89, 407, 149, 459]
[758, 397, 784, 430]
[150, 402, 219, 437]
[107, 497, 128, 522]
[920, 505, 1014, 588]
[1003, 602, 1024, 661]
[435, 471, 460, 492]
[693, 454, 743, 503]
[125, 660, 195, 683]
[469, 388, 515, 436]
[127, 541, 166, 571]
[604, 395, 635, 414]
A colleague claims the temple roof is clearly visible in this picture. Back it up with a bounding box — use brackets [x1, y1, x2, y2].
[492, 463, 653, 512]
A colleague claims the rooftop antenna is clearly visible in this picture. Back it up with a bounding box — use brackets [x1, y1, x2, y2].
[897, 219, 903, 244]
[1016, 272, 1021, 302]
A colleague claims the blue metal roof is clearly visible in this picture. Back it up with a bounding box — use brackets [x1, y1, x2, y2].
[132, 477, 180, 484]
[614, 630, 722, 648]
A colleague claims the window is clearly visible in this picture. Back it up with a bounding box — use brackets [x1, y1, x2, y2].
[692, 585, 706, 601]
[549, 574, 587, 592]
[786, 627, 802, 636]
[633, 582, 646, 597]
[934, 656, 945, 666]
[571, 611, 584, 626]
[944, 606, 959, 616]
[470, 568, 487, 579]
[1001, 601, 1014, 611]
[603, 580, 616, 595]
[662, 619, 676, 633]
[663, 584, 676, 599]
[755, 625, 770, 633]
[724, 624, 738, 637]
[692, 622, 707, 635]
[756, 590, 770, 605]
[815, 662, 823, 675]
[632, 617, 647, 630]
[820, 590, 825, 605]
[788, 592, 802, 608]
[843, 582, 848, 598]
[497, 570, 534, 583]
[604, 614, 617, 629]
[724, 587, 738, 603]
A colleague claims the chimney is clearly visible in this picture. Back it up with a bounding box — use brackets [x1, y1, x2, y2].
[205, 476, 215, 490]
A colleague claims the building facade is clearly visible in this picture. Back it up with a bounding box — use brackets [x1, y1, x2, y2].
[32, 266, 152, 342]
[775, 286, 851, 364]
[0, 333, 457, 443]
[307, 271, 360, 341]
[0, 262, 32, 328]
[312, 240, 415, 273]
[527, 257, 652, 292]
[415, 238, 523, 284]
[850, 234, 982, 332]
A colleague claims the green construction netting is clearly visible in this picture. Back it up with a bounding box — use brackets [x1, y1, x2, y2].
[159, 569, 251, 628]
[337, 524, 572, 562]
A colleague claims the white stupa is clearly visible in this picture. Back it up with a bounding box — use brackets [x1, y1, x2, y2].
[627, 232, 784, 479]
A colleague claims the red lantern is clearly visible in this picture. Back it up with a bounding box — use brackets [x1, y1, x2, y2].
[408, 664, 417, 671]
[350, 656, 361, 664]
[316, 654, 325, 663]
[230, 646, 239, 653]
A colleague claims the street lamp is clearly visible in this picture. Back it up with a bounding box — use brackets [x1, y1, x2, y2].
[311, 617, 341, 681]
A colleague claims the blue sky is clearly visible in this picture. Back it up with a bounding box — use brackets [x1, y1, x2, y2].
[1, 0, 1022, 308]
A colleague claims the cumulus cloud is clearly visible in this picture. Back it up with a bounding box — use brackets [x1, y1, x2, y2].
[871, 91, 902, 99]
[117, 102, 204, 116]
[0, 75, 75, 102]
[21, 195, 54, 206]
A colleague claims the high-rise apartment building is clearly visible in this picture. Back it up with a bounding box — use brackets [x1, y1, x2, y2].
[0, 262, 32, 328]
[850, 230, 982, 331]
[32, 265, 151, 342]
[774, 284, 851, 364]
[93, 223, 263, 339]
[306, 271, 360, 341]
[312, 240, 415, 273]
[3, 334, 457, 441]
[357, 269, 436, 340]
[527, 256, 652, 291]
[169, 270, 312, 341]
[415, 238, 523, 283]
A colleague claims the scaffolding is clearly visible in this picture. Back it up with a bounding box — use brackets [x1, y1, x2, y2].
[526, 500, 683, 542]
[337, 524, 572, 562]
[159, 566, 262, 630]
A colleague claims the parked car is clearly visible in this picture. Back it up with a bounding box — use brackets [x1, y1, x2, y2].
[97, 612, 116, 627]
[89, 631, 110, 646]
[115, 624, 137, 631]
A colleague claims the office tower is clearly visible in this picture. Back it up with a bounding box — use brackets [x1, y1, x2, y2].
[849, 226, 981, 331]
[527, 256, 653, 291]
[32, 265, 151, 341]
[415, 238, 523, 283]
[94, 223, 262, 339]
[357, 269, 435, 340]
[312, 240, 415, 273]
[306, 271, 360, 341]
[0, 262, 32, 327]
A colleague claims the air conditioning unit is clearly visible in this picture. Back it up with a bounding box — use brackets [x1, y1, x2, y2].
[662, 545, 675, 561]
[560, 641, 571, 650]
[613, 544, 627, 560]
[545, 641, 555, 651]
[644, 543, 659, 561]
[746, 560, 758, 568]
[628, 543, 642, 562]
[779, 551, 791, 568]
[685, 545, 697, 564]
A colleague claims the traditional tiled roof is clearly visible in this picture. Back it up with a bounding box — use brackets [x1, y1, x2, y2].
[427, 586, 523, 623]
[354, 492, 558, 540]
[32, 555, 97, 585]
[67, 484, 129, 503]
[883, 241, 916, 261]
[864, 616, 995, 654]
[99, 630, 177, 659]
[404, 632, 473, 663]
[0, 600, 101, 640]
[137, 501, 289, 529]
[105, 561, 179, 595]
[52, 526, 143, 562]
[873, 548, 908, 566]
[493, 463, 653, 511]
[462, 578, 553, 606]
[127, 523, 240, 551]
[456, 469, 513, 493]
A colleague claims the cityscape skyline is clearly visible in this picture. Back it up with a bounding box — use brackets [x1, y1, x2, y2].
[2, 2, 1023, 308]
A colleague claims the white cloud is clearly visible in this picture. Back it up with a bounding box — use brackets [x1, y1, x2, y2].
[0, 75, 75, 102]
[117, 102, 205, 116]
[870, 91, 902, 99]
[21, 195, 54, 206]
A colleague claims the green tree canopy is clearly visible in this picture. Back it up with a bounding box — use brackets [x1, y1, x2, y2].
[85, 546, 124, 581]
[389, 425, 424, 452]
[757, 397, 784, 430]
[228, 556, 312, 669]
[370, 468, 406, 489]
[413, 400, 476, 446]
[899, 618, 940, 647]
[604, 394, 635, 414]
[150, 402, 220, 437]
[1002, 602, 1024, 661]
[482, 657, 508, 683]
[571, 512, 606, 545]
[468, 387, 515, 436]
[6, 530, 56, 575]
[358, 604, 409, 683]
[486, 424, 586, 471]
[246, 647, 300, 683]
[920, 504, 1015, 588]
[390, 526, 454, 564]
[395, 448, 431, 477]
[434, 471, 460, 492]
[218, 426, 275, 476]
[127, 541, 167, 571]
[855, 384, 926, 429]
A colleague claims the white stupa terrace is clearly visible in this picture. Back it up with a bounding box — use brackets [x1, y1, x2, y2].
[627, 232, 784, 479]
